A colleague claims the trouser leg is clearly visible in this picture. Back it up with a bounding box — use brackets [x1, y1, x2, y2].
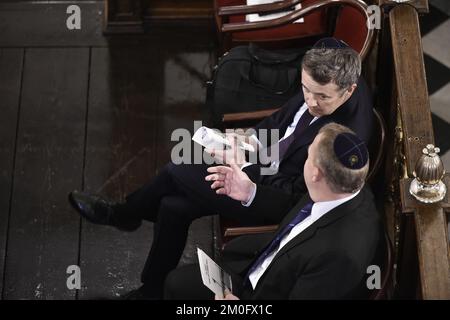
[162, 162, 271, 224]
[122, 161, 272, 225]
[164, 264, 214, 300]
[121, 162, 182, 222]
[140, 195, 205, 298]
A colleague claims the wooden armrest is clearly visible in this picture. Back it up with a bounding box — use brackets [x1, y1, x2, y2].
[222, 0, 368, 33]
[222, 108, 281, 124]
[224, 224, 279, 237]
[218, 0, 302, 16]
[221, 0, 374, 60]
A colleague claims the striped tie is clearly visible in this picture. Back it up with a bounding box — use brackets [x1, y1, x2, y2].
[276, 110, 314, 160]
[245, 202, 314, 282]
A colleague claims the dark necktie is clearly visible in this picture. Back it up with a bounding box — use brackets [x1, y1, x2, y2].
[276, 109, 314, 160]
[245, 202, 314, 282]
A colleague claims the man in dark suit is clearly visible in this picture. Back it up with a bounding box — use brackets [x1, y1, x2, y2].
[164, 123, 384, 300]
[68, 38, 374, 299]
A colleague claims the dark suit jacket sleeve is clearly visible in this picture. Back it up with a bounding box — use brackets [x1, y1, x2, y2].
[288, 251, 362, 299]
[242, 164, 262, 182]
[246, 176, 307, 223]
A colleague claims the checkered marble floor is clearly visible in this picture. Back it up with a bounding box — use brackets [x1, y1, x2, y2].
[420, 0, 450, 168]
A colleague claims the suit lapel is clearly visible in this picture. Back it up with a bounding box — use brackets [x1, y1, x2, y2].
[281, 116, 330, 160]
[250, 195, 312, 262]
[278, 93, 305, 137]
[278, 189, 366, 256]
[251, 189, 367, 293]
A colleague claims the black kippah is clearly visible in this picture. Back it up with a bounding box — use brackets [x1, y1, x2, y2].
[313, 37, 349, 49]
[333, 133, 368, 169]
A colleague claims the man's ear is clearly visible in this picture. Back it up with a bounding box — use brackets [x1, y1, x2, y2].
[347, 83, 357, 96]
[312, 166, 323, 182]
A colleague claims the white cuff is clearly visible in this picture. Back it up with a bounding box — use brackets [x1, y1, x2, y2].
[241, 183, 257, 207]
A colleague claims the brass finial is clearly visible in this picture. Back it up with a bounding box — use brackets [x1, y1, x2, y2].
[409, 144, 446, 203]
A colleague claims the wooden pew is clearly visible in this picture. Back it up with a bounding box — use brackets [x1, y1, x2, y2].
[377, 0, 450, 299]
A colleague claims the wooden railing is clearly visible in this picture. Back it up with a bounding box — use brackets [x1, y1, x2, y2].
[379, 0, 450, 299]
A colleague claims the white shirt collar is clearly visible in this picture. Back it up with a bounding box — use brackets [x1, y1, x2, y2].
[310, 189, 361, 221]
[248, 189, 362, 289]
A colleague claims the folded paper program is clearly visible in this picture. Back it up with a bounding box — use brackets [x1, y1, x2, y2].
[197, 248, 233, 299]
[246, 0, 304, 23]
[192, 126, 255, 152]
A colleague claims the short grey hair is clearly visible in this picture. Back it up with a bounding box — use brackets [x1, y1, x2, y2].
[302, 47, 361, 91]
[314, 123, 369, 194]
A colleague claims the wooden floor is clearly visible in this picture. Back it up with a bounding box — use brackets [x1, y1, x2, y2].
[0, 1, 217, 299]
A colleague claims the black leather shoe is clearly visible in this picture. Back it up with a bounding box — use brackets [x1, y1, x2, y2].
[68, 190, 141, 231]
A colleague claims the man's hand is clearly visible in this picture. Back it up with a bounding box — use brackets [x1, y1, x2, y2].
[206, 163, 256, 202]
[225, 132, 259, 152]
[205, 135, 246, 166]
[215, 290, 240, 300]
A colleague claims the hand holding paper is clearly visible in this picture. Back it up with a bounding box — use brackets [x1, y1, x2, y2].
[197, 248, 233, 299]
[215, 290, 240, 300]
[192, 126, 256, 153]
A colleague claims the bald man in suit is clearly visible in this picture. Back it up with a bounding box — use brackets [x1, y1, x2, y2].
[164, 123, 385, 300]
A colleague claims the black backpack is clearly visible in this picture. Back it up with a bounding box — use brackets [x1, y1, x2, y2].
[206, 43, 309, 126]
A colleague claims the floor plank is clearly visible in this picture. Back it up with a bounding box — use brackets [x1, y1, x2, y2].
[2, 48, 89, 299]
[0, 49, 24, 299]
[79, 47, 160, 299]
[79, 40, 216, 298]
[156, 44, 216, 266]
